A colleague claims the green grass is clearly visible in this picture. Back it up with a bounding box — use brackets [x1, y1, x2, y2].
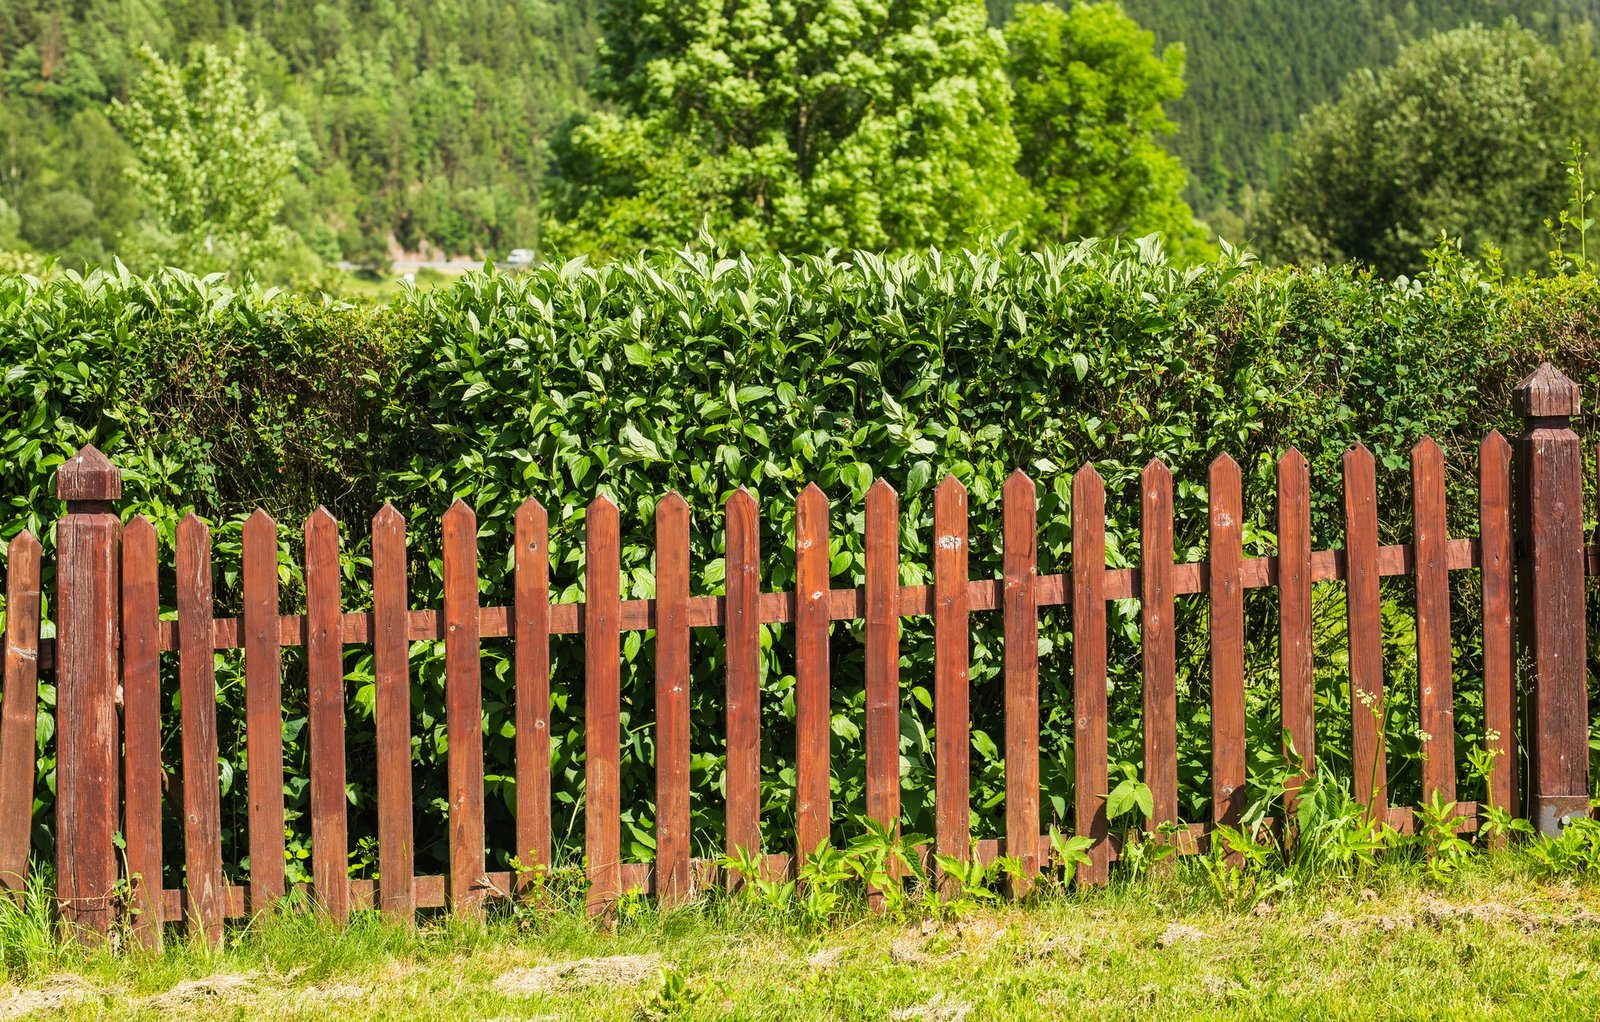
[3, 856, 1599, 1020]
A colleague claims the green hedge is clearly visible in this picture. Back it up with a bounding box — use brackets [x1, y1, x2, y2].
[3, 242, 1597, 883]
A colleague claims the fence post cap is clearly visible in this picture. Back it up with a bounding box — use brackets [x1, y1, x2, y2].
[55, 445, 122, 503]
[1513, 363, 1581, 419]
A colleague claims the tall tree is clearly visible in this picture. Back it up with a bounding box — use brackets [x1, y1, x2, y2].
[1004, 2, 1203, 254]
[112, 43, 298, 273]
[545, 0, 1036, 255]
[1260, 21, 1600, 276]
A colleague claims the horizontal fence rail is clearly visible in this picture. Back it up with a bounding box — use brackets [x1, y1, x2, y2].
[0, 363, 1594, 944]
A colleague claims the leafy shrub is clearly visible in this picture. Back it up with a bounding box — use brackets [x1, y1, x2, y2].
[2, 240, 1599, 885]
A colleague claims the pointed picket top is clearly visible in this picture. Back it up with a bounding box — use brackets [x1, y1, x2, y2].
[1411, 436, 1444, 468]
[726, 486, 757, 517]
[177, 511, 210, 541]
[1209, 452, 1241, 478]
[1278, 446, 1308, 473]
[1141, 458, 1172, 491]
[1480, 429, 1511, 460]
[1344, 442, 1375, 471]
[1513, 362, 1581, 419]
[799, 481, 828, 506]
[304, 505, 338, 535]
[516, 496, 547, 522]
[656, 490, 689, 517]
[866, 477, 898, 523]
[1073, 462, 1102, 487]
[121, 515, 154, 546]
[444, 498, 476, 523]
[7, 528, 40, 561]
[1004, 467, 1035, 499]
[246, 507, 277, 534]
[55, 443, 121, 503]
[935, 473, 967, 499]
[372, 502, 405, 530]
[588, 493, 618, 516]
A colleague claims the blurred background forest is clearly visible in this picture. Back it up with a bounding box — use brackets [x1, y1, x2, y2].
[3, 0, 1600, 282]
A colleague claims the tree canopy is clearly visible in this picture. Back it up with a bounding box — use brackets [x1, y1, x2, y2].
[1004, 2, 1201, 253]
[546, 0, 1204, 258]
[1260, 21, 1600, 276]
[545, 0, 1035, 255]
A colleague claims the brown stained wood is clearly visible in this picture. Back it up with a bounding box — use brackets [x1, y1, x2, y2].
[242, 510, 285, 915]
[724, 489, 762, 874]
[654, 493, 692, 906]
[1343, 445, 1387, 816]
[514, 500, 552, 879]
[1277, 449, 1315, 793]
[934, 476, 971, 877]
[53, 445, 122, 939]
[1140, 461, 1177, 829]
[1513, 364, 1589, 834]
[304, 508, 350, 923]
[120, 520, 161, 945]
[585, 496, 622, 915]
[132, 533, 1496, 654]
[178, 514, 225, 944]
[1072, 466, 1109, 885]
[1411, 439, 1454, 801]
[794, 483, 832, 860]
[443, 500, 485, 916]
[371, 505, 414, 919]
[1481, 433, 1515, 820]
[0, 532, 41, 895]
[1003, 471, 1040, 891]
[1210, 456, 1246, 830]
[863, 481, 901, 850]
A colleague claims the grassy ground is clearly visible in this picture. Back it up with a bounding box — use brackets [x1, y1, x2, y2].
[2, 857, 1598, 1021]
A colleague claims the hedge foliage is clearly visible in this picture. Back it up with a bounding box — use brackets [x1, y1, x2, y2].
[3, 240, 1598, 882]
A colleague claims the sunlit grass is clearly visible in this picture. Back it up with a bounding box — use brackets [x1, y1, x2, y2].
[3, 850, 1599, 1020]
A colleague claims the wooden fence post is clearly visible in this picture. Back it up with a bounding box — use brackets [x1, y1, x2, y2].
[54, 445, 122, 938]
[1513, 364, 1590, 835]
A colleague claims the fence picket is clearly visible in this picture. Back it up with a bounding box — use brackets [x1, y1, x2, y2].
[372, 504, 413, 919]
[1140, 460, 1177, 831]
[305, 507, 349, 923]
[655, 493, 692, 905]
[443, 500, 485, 915]
[1481, 433, 1515, 821]
[1412, 439, 1454, 801]
[863, 480, 900, 867]
[243, 510, 285, 915]
[795, 484, 832, 860]
[178, 514, 225, 942]
[514, 499, 552, 879]
[119, 520, 160, 943]
[0, 531, 41, 895]
[1209, 456, 1246, 830]
[724, 489, 761, 874]
[1277, 449, 1314, 793]
[1072, 466, 1110, 885]
[1343, 444, 1387, 815]
[934, 476, 970, 878]
[1003, 470, 1039, 890]
[585, 496, 622, 914]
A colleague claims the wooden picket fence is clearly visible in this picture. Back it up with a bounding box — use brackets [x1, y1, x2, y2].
[0, 364, 1594, 944]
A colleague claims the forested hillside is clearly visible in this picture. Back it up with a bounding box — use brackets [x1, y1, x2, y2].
[0, 0, 599, 267]
[988, 0, 1600, 231]
[1127, 0, 1600, 230]
[3, 0, 1599, 269]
